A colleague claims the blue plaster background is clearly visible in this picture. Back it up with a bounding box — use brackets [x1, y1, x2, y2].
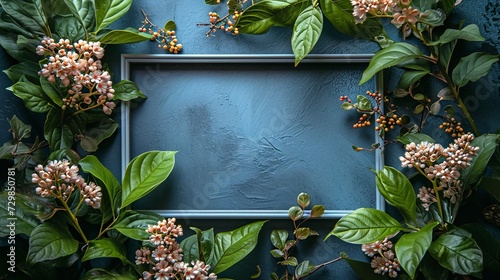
[1, 0, 499, 279]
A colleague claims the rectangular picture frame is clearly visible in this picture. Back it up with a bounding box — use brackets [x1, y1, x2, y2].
[121, 54, 385, 219]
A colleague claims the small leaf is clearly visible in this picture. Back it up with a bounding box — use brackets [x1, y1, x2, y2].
[413, 104, 424, 114]
[297, 192, 310, 208]
[452, 52, 499, 87]
[295, 260, 315, 277]
[355, 95, 372, 111]
[280, 256, 298, 266]
[413, 93, 426, 101]
[27, 222, 79, 264]
[430, 101, 441, 115]
[428, 24, 484, 46]
[270, 229, 289, 250]
[444, 105, 455, 118]
[121, 151, 176, 208]
[393, 88, 410, 98]
[437, 87, 454, 100]
[310, 205, 325, 218]
[113, 79, 147, 101]
[295, 227, 310, 240]
[164, 20, 176, 30]
[112, 210, 163, 240]
[326, 208, 404, 244]
[288, 206, 303, 221]
[419, 9, 446, 27]
[270, 248, 284, 258]
[251, 265, 261, 279]
[341, 102, 354, 110]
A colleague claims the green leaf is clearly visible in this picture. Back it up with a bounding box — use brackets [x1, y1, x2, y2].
[395, 221, 439, 279]
[236, 0, 308, 34]
[410, 0, 435, 12]
[310, 205, 325, 218]
[360, 42, 423, 85]
[63, 0, 96, 33]
[113, 80, 147, 101]
[461, 134, 499, 189]
[27, 222, 79, 264]
[82, 238, 130, 264]
[78, 118, 118, 152]
[271, 229, 289, 250]
[39, 77, 64, 107]
[420, 254, 450, 280]
[342, 257, 387, 280]
[295, 260, 315, 277]
[461, 224, 500, 274]
[341, 102, 354, 110]
[11, 81, 52, 113]
[355, 95, 372, 111]
[52, 15, 86, 43]
[413, 104, 425, 114]
[164, 20, 176, 30]
[437, 0, 458, 15]
[292, 5, 323, 66]
[98, 28, 153, 44]
[419, 9, 446, 27]
[295, 227, 310, 240]
[180, 227, 215, 264]
[280, 256, 298, 266]
[375, 166, 417, 226]
[121, 151, 176, 208]
[429, 24, 484, 46]
[0, 0, 50, 36]
[9, 115, 31, 140]
[439, 40, 458, 73]
[44, 109, 74, 151]
[79, 155, 121, 215]
[270, 248, 284, 258]
[398, 70, 430, 89]
[428, 228, 483, 275]
[451, 52, 499, 87]
[212, 220, 266, 274]
[326, 208, 404, 244]
[3, 61, 40, 83]
[288, 205, 303, 221]
[94, 0, 132, 32]
[0, 192, 52, 237]
[112, 210, 162, 240]
[297, 192, 310, 208]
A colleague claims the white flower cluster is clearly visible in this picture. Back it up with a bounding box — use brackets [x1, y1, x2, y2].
[32, 159, 102, 209]
[137, 218, 217, 280]
[36, 37, 116, 115]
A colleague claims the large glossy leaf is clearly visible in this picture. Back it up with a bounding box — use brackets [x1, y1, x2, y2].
[180, 227, 215, 264]
[39, 77, 64, 107]
[79, 155, 121, 214]
[121, 151, 176, 208]
[27, 222, 79, 264]
[63, 0, 96, 34]
[98, 28, 153, 44]
[428, 228, 483, 275]
[3, 61, 40, 83]
[212, 220, 266, 274]
[236, 0, 308, 34]
[78, 118, 118, 152]
[0, 0, 50, 36]
[395, 221, 439, 279]
[292, 5, 323, 66]
[398, 70, 430, 89]
[94, 0, 132, 32]
[112, 210, 162, 240]
[360, 42, 423, 85]
[429, 24, 484, 46]
[461, 134, 499, 189]
[11, 81, 53, 113]
[326, 208, 404, 244]
[0, 13, 39, 62]
[52, 15, 85, 43]
[113, 80, 147, 101]
[44, 108, 74, 151]
[0, 192, 52, 236]
[321, 0, 386, 41]
[82, 238, 130, 264]
[451, 52, 499, 87]
[375, 166, 417, 226]
[461, 224, 500, 275]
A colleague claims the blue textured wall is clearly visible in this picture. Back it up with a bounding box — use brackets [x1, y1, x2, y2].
[1, 0, 499, 279]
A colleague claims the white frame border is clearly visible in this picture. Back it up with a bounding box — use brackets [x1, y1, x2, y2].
[121, 54, 385, 219]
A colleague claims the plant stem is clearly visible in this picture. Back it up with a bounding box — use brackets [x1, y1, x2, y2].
[60, 197, 89, 244]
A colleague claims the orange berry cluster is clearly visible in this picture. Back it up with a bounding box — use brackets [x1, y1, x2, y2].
[353, 113, 372, 128]
[206, 11, 240, 36]
[439, 118, 464, 138]
[138, 26, 182, 54]
[375, 114, 402, 132]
